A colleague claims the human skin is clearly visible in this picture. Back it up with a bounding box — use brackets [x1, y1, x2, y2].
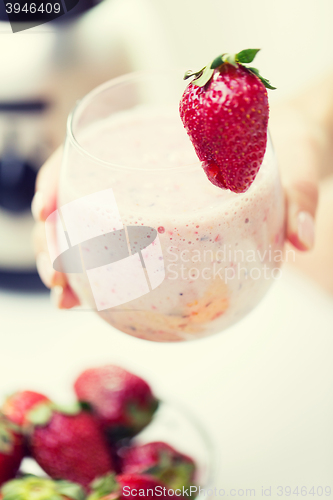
[269, 71, 333, 294]
[33, 72, 333, 305]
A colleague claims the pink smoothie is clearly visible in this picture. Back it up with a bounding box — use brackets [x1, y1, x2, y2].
[59, 106, 285, 342]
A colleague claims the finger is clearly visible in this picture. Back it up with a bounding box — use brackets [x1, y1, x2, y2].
[31, 147, 63, 222]
[283, 135, 319, 251]
[270, 107, 320, 251]
[289, 175, 333, 294]
[31, 147, 81, 308]
[33, 223, 80, 307]
[286, 180, 318, 251]
[33, 222, 67, 289]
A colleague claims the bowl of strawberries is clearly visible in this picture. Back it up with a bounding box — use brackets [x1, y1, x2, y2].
[0, 365, 214, 500]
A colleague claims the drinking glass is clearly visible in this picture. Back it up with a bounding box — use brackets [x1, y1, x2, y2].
[53, 71, 285, 342]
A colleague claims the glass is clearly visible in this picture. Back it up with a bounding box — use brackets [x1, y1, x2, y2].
[56, 71, 285, 342]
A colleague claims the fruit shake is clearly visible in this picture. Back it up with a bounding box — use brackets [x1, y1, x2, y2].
[58, 96, 284, 342]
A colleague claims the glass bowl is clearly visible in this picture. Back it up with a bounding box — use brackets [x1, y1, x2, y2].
[20, 399, 216, 496]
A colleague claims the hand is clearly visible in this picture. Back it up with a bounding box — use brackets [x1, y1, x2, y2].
[270, 73, 333, 294]
[270, 72, 333, 252]
[270, 105, 318, 251]
[32, 148, 80, 309]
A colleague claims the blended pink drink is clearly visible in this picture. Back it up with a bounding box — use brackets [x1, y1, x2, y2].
[59, 90, 284, 342]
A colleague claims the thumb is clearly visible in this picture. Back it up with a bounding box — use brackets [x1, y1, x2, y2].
[282, 132, 319, 251]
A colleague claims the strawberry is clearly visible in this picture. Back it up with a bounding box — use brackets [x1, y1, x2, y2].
[180, 49, 275, 193]
[0, 415, 24, 486]
[2, 391, 50, 427]
[25, 401, 114, 489]
[0, 476, 86, 500]
[119, 441, 196, 491]
[88, 473, 175, 500]
[74, 366, 159, 441]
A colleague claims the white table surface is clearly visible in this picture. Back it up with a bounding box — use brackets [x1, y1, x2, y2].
[1, 266, 332, 498]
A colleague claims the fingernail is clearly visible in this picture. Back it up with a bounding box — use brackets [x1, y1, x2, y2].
[36, 252, 54, 288]
[31, 192, 44, 221]
[297, 211, 315, 250]
[51, 285, 64, 308]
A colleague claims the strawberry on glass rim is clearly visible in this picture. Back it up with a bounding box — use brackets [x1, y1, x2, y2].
[179, 49, 275, 193]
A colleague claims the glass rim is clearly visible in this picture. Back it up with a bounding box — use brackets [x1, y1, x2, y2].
[66, 69, 204, 172]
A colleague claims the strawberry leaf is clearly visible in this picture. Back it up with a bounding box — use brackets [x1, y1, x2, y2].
[90, 474, 120, 499]
[183, 48, 276, 90]
[236, 48, 260, 64]
[247, 67, 276, 90]
[183, 68, 205, 80]
[191, 66, 214, 87]
[1, 482, 22, 500]
[56, 481, 86, 500]
[0, 415, 21, 435]
[53, 402, 81, 416]
[127, 398, 159, 431]
[210, 55, 224, 69]
[222, 53, 237, 67]
[1, 477, 66, 500]
[27, 403, 53, 427]
[80, 401, 92, 412]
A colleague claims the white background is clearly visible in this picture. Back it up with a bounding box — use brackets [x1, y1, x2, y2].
[1, 266, 333, 496]
[115, 0, 333, 101]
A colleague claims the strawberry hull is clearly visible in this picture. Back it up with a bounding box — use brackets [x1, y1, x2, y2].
[0, 476, 86, 500]
[2, 391, 50, 427]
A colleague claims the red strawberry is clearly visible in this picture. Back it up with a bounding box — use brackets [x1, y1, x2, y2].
[88, 473, 175, 500]
[74, 366, 159, 441]
[0, 415, 24, 486]
[180, 49, 275, 193]
[2, 391, 50, 427]
[0, 476, 86, 500]
[119, 441, 196, 490]
[25, 401, 114, 489]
